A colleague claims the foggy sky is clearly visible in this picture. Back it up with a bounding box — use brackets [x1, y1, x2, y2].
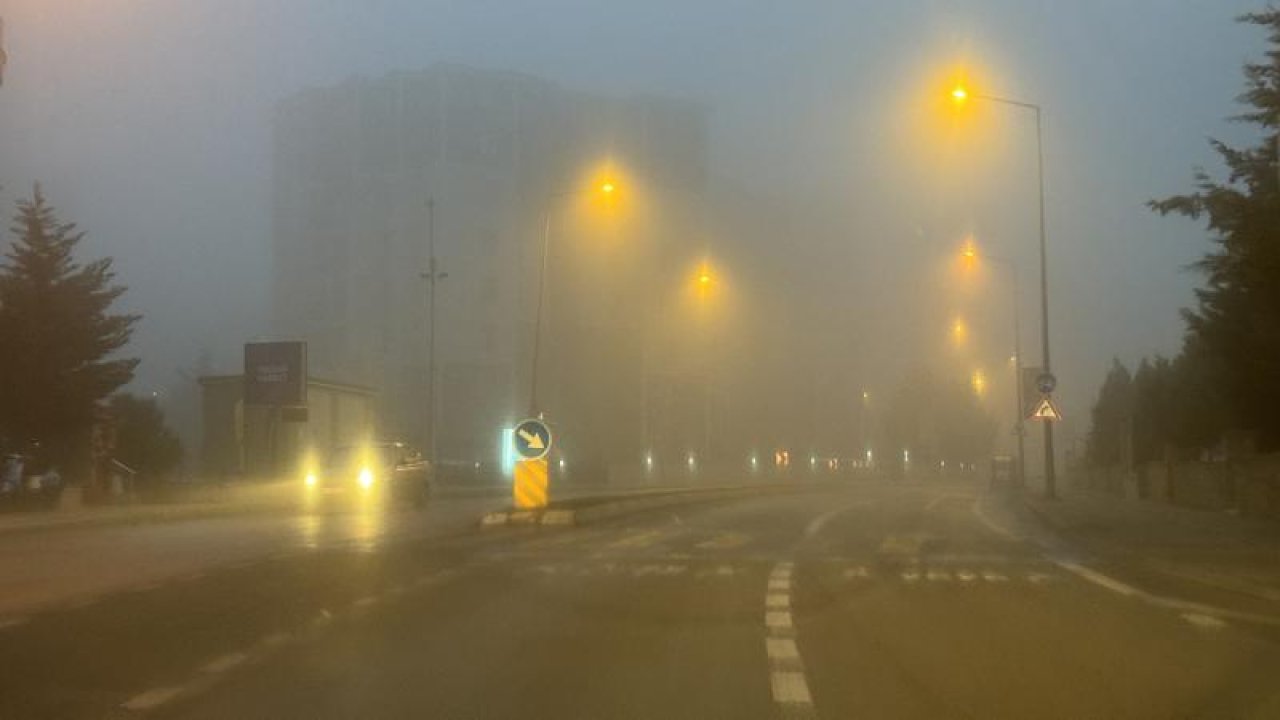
[0, 0, 1264, 451]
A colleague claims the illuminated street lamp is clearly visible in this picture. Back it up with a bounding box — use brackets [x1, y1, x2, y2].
[949, 80, 1057, 499]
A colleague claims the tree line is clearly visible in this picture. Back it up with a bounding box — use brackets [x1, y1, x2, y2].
[1088, 9, 1280, 465]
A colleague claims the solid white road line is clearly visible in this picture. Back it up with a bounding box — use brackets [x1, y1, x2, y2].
[121, 686, 186, 711]
[1182, 612, 1227, 629]
[1055, 560, 1137, 595]
[200, 652, 248, 675]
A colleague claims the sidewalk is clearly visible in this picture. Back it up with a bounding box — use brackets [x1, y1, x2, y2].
[1022, 490, 1280, 612]
[0, 487, 294, 536]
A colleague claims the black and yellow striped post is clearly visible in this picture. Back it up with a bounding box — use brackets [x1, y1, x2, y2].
[513, 458, 549, 509]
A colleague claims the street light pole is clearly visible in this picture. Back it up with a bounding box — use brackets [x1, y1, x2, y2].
[1033, 106, 1057, 499]
[972, 250, 1028, 488]
[1012, 271, 1027, 488]
[421, 197, 446, 467]
[967, 92, 1056, 498]
[529, 204, 555, 417]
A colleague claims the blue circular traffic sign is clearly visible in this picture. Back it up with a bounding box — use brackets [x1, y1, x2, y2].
[513, 418, 553, 461]
[1036, 372, 1057, 394]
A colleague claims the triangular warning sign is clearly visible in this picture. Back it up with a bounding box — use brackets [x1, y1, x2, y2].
[1029, 395, 1062, 421]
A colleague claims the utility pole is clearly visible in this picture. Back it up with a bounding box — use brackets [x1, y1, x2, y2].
[422, 198, 446, 467]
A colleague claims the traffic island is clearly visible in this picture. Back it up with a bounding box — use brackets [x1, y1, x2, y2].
[478, 482, 831, 528]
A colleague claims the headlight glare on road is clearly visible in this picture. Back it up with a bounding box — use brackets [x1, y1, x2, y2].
[358, 468, 375, 489]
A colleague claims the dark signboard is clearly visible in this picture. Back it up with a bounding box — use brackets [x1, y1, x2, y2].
[244, 341, 307, 406]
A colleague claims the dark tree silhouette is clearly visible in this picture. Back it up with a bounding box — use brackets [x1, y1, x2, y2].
[0, 185, 140, 465]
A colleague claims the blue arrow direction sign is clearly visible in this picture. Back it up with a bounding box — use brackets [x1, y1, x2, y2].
[513, 418, 553, 461]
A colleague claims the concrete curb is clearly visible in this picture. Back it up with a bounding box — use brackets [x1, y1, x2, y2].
[478, 483, 811, 528]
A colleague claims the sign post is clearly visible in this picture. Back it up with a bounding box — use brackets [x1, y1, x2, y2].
[511, 418, 553, 509]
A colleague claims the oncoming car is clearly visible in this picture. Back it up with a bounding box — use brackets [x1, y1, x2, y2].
[304, 442, 430, 509]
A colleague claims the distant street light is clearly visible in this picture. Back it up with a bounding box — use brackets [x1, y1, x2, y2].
[971, 369, 987, 396]
[949, 81, 1056, 499]
[958, 240, 1026, 486]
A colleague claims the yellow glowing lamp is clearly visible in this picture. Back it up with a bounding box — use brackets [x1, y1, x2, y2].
[951, 85, 969, 103]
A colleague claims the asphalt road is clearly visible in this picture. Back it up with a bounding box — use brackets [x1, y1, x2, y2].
[3, 478, 1280, 719]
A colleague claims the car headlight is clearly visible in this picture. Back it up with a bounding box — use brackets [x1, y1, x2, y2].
[358, 468, 375, 489]
[304, 473, 318, 487]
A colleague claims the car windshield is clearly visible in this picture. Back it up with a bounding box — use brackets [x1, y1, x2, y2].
[329, 446, 398, 470]
[4, 3, 1280, 719]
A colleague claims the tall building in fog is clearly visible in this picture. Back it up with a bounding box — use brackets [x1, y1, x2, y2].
[272, 64, 707, 467]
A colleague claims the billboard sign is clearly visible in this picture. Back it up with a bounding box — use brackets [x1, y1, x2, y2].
[244, 341, 307, 406]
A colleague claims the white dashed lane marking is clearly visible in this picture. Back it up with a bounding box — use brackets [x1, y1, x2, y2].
[765, 611, 793, 630]
[766, 637, 800, 661]
[764, 560, 816, 718]
[771, 670, 813, 704]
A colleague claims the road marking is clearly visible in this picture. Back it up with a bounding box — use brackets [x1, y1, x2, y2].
[352, 595, 379, 610]
[697, 532, 751, 550]
[771, 671, 813, 704]
[121, 686, 186, 711]
[716, 564, 736, 576]
[926, 569, 952, 582]
[956, 570, 977, 583]
[609, 530, 666, 549]
[764, 561, 816, 717]
[844, 565, 871, 579]
[259, 631, 292, 648]
[975, 495, 1280, 629]
[1055, 561, 1137, 596]
[902, 569, 921, 582]
[766, 637, 800, 661]
[926, 493, 974, 511]
[634, 564, 687, 576]
[200, 651, 248, 674]
[1182, 612, 1227, 629]
[1027, 572, 1053, 585]
[982, 571, 1009, 583]
[766, 610, 793, 629]
[803, 501, 869, 539]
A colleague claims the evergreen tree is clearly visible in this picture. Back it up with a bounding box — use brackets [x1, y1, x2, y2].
[1151, 10, 1280, 448]
[1087, 359, 1132, 467]
[0, 185, 140, 463]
